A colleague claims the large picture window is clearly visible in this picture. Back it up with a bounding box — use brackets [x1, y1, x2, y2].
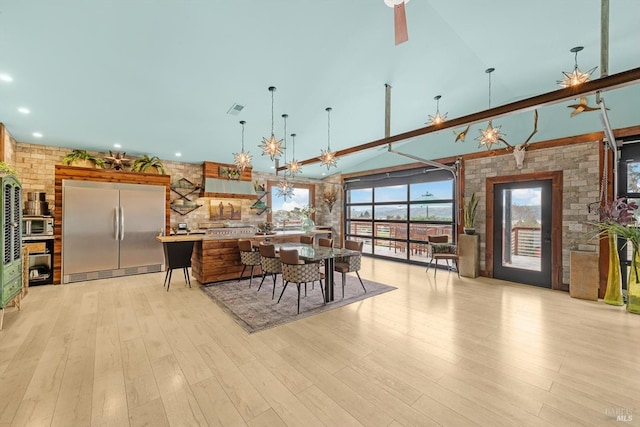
[344, 168, 455, 264]
[267, 182, 315, 230]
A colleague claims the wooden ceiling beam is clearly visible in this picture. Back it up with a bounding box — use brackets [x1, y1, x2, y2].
[278, 66, 640, 172]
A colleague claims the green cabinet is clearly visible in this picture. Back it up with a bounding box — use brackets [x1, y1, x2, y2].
[1, 174, 22, 312]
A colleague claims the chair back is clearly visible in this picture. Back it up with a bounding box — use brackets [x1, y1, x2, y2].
[258, 243, 276, 258]
[279, 248, 300, 265]
[318, 238, 333, 248]
[428, 235, 449, 244]
[345, 240, 363, 252]
[299, 235, 314, 244]
[238, 239, 253, 252]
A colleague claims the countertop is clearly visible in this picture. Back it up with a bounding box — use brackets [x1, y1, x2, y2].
[156, 229, 330, 243]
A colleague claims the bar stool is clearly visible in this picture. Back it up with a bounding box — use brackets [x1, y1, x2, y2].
[162, 240, 195, 291]
[299, 235, 314, 244]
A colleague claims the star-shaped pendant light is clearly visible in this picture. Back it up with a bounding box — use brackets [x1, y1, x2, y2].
[233, 120, 252, 171]
[259, 86, 283, 161]
[287, 133, 302, 175]
[557, 46, 597, 88]
[475, 68, 505, 150]
[427, 95, 447, 125]
[276, 114, 295, 200]
[319, 107, 338, 169]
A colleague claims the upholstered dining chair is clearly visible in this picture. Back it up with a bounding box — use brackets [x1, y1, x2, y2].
[257, 243, 282, 299]
[278, 248, 325, 314]
[334, 240, 366, 298]
[318, 237, 333, 248]
[238, 239, 261, 286]
[425, 235, 460, 278]
[299, 235, 314, 244]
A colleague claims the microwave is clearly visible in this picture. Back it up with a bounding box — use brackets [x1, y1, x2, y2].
[22, 216, 54, 237]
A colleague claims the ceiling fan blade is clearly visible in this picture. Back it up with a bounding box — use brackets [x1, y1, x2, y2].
[394, 2, 408, 45]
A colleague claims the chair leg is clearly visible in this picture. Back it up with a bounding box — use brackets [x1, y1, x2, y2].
[297, 283, 301, 314]
[304, 283, 307, 297]
[164, 269, 170, 288]
[454, 259, 460, 278]
[238, 265, 247, 282]
[249, 266, 255, 287]
[426, 257, 434, 273]
[319, 280, 326, 304]
[277, 281, 289, 303]
[257, 273, 266, 292]
[355, 271, 366, 292]
[434, 259, 438, 278]
[341, 272, 346, 299]
[272, 273, 278, 299]
[166, 269, 172, 291]
[184, 267, 191, 287]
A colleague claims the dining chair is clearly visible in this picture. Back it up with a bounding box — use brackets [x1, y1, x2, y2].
[278, 248, 325, 314]
[257, 243, 281, 299]
[238, 239, 261, 286]
[334, 240, 366, 298]
[425, 235, 460, 278]
[318, 237, 333, 248]
[162, 240, 195, 292]
[299, 235, 314, 244]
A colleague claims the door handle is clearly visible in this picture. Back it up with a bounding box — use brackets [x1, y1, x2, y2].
[114, 207, 120, 240]
[120, 206, 125, 240]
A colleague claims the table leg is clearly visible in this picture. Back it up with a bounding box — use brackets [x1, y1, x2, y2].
[324, 258, 334, 302]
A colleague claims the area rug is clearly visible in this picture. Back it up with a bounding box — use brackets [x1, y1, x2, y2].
[201, 275, 396, 333]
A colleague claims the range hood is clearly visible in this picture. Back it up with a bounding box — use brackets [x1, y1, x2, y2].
[203, 177, 256, 196]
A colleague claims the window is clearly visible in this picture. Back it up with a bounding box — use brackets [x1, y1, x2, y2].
[344, 167, 455, 264]
[267, 182, 315, 230]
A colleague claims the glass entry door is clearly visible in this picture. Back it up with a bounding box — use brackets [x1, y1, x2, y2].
[493, 180, 552, 287]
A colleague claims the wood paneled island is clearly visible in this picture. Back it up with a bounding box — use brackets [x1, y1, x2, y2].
[157, 231, 329, 284]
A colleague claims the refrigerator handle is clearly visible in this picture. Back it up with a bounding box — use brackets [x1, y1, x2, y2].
[120, 206, 125, 240]
[114, 206, 120, 240]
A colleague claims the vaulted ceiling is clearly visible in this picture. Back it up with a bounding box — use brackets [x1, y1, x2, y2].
[1, 1, 639, 178]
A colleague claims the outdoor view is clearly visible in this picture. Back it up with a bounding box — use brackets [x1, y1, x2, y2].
[270, 187, 312, 229]
[345, 179, 454, 263]
[501, 187, 542, 271]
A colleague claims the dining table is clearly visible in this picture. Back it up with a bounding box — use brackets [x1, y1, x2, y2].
[257, 242, 360, 302]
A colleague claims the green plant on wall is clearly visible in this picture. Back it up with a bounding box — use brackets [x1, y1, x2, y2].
[0, 161, 18, 175]
[131, 154, 166, 175]
[62, 149, 105, 168]
[464, 192, 478, 229]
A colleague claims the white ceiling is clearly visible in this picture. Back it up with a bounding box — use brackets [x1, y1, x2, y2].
[1, 0, 639, 178]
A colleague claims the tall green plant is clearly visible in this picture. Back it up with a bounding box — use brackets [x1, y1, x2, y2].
[464, 192, 478, 228]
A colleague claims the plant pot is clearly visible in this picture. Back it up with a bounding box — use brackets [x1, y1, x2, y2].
[463, 227, 476, 235]
[70, 159, 97, 168]
[604, 231, 624, 306]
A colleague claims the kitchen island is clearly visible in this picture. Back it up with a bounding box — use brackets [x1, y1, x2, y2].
[157, 230, 331, 284]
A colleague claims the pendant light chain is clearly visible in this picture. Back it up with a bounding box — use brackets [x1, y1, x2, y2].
[282, 114, 288, 166]
[488, 71, 492, 109]
[241, 120, 245, 151]
[326, 107, 332, 151]
[270, 87, 275, 135]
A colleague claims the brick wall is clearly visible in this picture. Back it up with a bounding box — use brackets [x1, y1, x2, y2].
[463, 140, 600, 284]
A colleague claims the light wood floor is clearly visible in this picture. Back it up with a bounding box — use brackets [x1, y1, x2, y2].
[1, 258, 639, 427]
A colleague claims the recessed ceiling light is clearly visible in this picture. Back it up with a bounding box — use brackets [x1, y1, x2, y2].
[270, 166, 275, 169]
[0, 73, 13, 82]
[113, 143, 121, 148]
[32, 132, 43, 138]
[322, 173, 326, 176]
[18, 107, 30, 114]
[175, 152, 182, 157]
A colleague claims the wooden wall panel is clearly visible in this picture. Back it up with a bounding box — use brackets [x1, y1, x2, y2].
[53, 165, 170, 284]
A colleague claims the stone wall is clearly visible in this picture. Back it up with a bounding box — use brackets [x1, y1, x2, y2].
[463, 140, 600, 284]
[12, 141, 343, 234]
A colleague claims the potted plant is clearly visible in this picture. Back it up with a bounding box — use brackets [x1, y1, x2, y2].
[0, 161, 18, 176]
[62, 149, 105, 168]
[463, 192, 478, 235]
[131, 154, 166, 174]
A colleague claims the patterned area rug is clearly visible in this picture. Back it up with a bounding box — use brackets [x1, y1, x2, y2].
[201, 275, 396, 333]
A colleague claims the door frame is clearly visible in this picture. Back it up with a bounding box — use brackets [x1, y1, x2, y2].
[486, 171, 563, 290]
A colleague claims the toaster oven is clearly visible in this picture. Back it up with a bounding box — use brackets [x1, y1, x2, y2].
[22, 216, 54, 237]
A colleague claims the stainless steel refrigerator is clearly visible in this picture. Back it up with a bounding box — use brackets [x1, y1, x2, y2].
[62, 180, 165, 283]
